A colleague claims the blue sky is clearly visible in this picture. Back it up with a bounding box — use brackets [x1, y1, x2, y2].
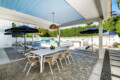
[112, 0, 120, 14]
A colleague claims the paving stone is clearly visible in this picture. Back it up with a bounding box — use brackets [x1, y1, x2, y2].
[110, 60, 120, 67]
[111, 66, 120, 77]
[110, 56, 120, 61]
[111, 76, 120, 80]
[0, 50, 98, 80]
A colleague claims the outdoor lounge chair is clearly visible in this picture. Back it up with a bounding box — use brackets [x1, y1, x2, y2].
[44, 54, 60, 75]
[23, 53, 39, 76]
[70, 45, 96, 52]
[15, 43, 25, 53]
[25, 46, 38, 52]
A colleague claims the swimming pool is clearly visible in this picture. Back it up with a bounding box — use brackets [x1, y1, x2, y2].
[34, 40, 58, 44]
[34, 40, 72, 47]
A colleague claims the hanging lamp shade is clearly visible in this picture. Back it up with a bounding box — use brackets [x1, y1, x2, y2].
[49, 24, 58, 29]
[49, 12, 58, 29]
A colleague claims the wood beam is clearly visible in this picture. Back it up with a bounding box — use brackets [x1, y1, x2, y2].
[59, 17, 103, 27]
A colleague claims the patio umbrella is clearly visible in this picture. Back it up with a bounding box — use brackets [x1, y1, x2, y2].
[80, 28, 107, 50]
[80, 28, 107, 34]
[5, 25, 38, 33]
[5, 25, 39, 52]
[103, 31, 117, 45]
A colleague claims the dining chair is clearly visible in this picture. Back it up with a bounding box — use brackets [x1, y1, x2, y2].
[58, 51, 68, 69]
[66, 49, 74, 64]
[44, 54, 60, 75]
[23, 53, 39, 76]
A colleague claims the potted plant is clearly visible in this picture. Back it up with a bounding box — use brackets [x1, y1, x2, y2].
[50, 45, 55, 50]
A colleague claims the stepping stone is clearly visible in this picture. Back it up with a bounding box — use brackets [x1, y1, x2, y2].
[110, 56, 120, 61]
[110, 60, 120, 67]
[111, 66, 120, 77]
[109, 52, 120, 54]
[110, 54, 120, 57]
[111, 76, 120, 80]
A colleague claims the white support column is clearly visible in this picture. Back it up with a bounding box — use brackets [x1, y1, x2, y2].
[32, 33, 34, 46]
[57, 27, 60, 46]
[99, 20, 104, 59]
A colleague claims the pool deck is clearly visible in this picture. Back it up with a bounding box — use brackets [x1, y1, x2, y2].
[0, 48, 10, 65]
[0, 48, 98, 80]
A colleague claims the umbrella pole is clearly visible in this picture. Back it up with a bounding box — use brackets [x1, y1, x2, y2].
[113, 35, 114, 43]
[16, 37, 17, 46]
[32, 33, 34, 46]
[16, 37, 18, 49]
[91, 34, 93, 51]
[109, 35, 110, 46]
[24, 34, 26, 53]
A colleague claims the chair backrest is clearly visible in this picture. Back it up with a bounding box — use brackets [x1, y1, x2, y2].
[24, 54, 31, 63]
[68, 49, 72, 55]
[19, 43, 24, 47]
[61, 51, 67, 58]
[52, 54, 58, 62]
[24, 53, 36, 63]
[25, 46, 30, 49]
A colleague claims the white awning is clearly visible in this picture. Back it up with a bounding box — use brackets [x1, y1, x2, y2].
[0, 0, 111, 28]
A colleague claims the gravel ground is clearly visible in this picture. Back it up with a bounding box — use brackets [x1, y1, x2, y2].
[101, 49, 111, 80]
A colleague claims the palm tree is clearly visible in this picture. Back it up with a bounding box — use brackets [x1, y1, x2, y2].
[117, 0, 120, 9]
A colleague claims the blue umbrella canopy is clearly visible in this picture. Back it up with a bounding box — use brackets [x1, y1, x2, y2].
[5, 25, 39, 33]
[4, 32, 26, 35]
[103, 31, 117, 35]
[80, 28, 107, 34]
[80, 28, 107, 51]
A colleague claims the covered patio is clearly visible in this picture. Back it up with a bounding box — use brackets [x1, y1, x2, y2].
[0, 0, 111, 80]
[0, 49, 98, 80]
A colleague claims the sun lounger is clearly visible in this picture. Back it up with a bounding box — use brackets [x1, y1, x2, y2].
[69, 45, 96, 52]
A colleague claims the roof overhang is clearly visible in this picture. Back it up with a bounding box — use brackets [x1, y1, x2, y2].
[0, 0, 111, 28]
[59, 17, 103, 27]
[0, 7, 58, 29]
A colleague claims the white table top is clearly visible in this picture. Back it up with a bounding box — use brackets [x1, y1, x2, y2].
[30, 47, 68, 56]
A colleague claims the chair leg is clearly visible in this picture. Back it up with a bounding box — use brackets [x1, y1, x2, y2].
[26, 65, 32, 76]
[60, 60, 64, 69]
[56, 61, 60, 71]
[23, 62, 29, 72]
[70, 55, 74, 62]
[43, 57, 45, 70]
[64, 57, 68, 65]
[49, 63, 53, 75]
[67, 56, 71, 64]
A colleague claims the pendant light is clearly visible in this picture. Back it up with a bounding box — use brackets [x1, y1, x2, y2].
[49, 12, 58, 29]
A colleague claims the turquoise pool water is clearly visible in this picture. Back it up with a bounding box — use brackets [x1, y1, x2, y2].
[34, 40, 71, 44]
[34, 40, 58, 44]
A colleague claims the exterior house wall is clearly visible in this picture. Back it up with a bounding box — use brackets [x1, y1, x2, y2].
[0, 19, 12, 48]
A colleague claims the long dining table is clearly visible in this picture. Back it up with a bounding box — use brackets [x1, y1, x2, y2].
[30, 47, 68, 73]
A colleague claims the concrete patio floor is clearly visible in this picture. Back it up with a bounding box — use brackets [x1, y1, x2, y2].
[0, 49, 98, 80]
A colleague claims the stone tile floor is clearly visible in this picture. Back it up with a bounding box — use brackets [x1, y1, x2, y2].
[0, 50, 98, 80]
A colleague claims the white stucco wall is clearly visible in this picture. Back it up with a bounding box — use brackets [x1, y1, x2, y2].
[0, 19, 12, 48]
[55, 35, 120, 46]
[12, 35, 120, 47]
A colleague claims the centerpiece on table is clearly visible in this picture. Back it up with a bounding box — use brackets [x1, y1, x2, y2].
[50, 45, 55, 50]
